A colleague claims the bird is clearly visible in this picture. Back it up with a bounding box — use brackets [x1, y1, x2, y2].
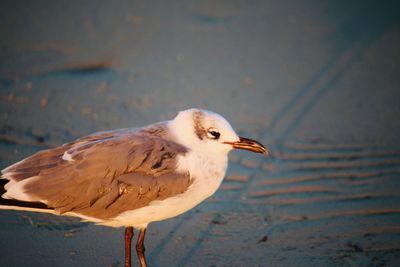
[0, 108, 268, 267]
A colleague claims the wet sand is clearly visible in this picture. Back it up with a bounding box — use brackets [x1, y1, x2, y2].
[1, 1, 400, 266]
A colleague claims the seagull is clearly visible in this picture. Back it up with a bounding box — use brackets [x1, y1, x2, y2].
[0, 108, 268, 267]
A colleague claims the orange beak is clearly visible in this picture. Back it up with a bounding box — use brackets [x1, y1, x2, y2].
[224, 136, 268, 155]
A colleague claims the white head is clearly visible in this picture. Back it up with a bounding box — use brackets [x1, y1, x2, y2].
[170, 108, 267, 156]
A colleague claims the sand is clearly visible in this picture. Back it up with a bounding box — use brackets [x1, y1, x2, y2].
[0, 1, 399, 266]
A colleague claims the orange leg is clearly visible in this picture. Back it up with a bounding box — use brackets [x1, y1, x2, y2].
[125, 227, 134, 267]
[136, 228, 148, 267]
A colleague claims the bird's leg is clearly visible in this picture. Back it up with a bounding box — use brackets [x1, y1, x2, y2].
[136, 228, 148, 267]
[125, 227, 134, 267]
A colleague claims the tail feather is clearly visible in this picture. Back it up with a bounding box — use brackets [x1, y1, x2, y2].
[0, 179, 52, 212]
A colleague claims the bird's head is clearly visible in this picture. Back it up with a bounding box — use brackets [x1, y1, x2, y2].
[170, 108, 268, 156]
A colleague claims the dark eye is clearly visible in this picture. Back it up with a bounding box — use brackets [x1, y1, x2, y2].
[207, 128, 220, 140]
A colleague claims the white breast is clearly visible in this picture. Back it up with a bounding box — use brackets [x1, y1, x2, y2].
[105, 151, 228, 228]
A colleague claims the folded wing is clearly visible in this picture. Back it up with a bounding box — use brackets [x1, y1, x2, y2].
[1, 127, 191, 221]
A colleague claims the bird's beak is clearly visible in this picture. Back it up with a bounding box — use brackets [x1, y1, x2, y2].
[224, 136, 269, 155]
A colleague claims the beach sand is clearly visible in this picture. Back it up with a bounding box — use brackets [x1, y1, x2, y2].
[0, 1, 400, 266]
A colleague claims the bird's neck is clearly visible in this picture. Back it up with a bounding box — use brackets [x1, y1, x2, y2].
[176, 150, 228, 199]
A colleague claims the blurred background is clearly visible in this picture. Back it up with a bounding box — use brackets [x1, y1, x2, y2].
[0, 1, 400, 266]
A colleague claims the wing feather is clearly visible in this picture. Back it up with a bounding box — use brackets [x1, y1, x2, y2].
[1, 126, 191, 221]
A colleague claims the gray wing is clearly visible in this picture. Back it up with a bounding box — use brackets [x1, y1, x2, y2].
[2, 128, 131, 182]
[2, 128, 191, 220]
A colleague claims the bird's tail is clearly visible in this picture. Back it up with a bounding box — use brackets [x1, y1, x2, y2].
[0, 179, 54, 214]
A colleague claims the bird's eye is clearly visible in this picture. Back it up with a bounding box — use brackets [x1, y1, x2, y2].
[207, 128, 220, 140]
